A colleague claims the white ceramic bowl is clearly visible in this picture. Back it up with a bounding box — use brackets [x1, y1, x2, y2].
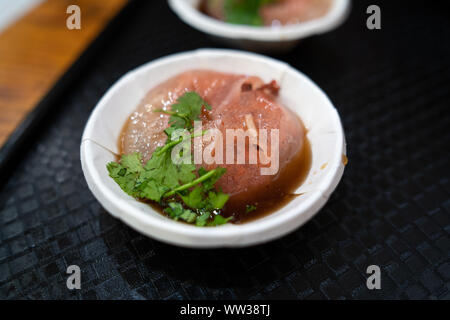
[168, 0, 350, 51]
[80, 49, 346, 248]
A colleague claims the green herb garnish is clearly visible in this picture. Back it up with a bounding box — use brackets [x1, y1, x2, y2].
[224, 0, 276, 26]
[155, 91, 211, 130]
[246, 204, 257, 213]
[107, 92, 231, 226]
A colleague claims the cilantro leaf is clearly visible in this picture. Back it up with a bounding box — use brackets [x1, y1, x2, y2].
[137, 179, 168, 202]
[165, 202, 196, 223]
[143, 145, 196, 190]
[164, 126, 177, 140]
[156, 91, 211, 130]
[179, 210, 197, 223]
[163, 167, 226, 198]
[165, 202, 185, 220]
[120, 152, 144, 173]
[199, 167, 226, 190]
[171, 92, 211, 125]
[107, 161, 138, 195]
[107, 152, 144, 193]
[180, 186, 204, 209]
[196, 211, 210, 226]
[177, 162, 197, 184]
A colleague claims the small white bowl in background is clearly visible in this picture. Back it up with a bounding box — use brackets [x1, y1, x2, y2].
[80, 49, 346, 248]
[168, 0, 350, 52]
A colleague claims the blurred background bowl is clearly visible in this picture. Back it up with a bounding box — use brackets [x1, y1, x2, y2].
[168, 0, 350, 52]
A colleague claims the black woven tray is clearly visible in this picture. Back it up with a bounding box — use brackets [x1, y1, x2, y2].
[0, 0, 449, 300]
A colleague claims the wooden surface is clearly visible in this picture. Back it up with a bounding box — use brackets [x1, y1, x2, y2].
[0, 0, 128, 147]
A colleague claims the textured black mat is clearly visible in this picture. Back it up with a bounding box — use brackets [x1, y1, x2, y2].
[0, 0, 449, 300]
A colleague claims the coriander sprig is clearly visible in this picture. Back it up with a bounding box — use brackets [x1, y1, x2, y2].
[154, 91, 211, 130]
[163, 168, 222, 198]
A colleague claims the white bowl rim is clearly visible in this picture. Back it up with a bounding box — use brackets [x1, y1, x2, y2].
[168, 0, 351, 42]
[80, 49, 346, 248]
